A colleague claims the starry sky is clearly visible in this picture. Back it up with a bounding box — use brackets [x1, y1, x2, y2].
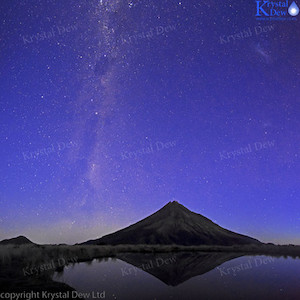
[0, 0, 299, 245]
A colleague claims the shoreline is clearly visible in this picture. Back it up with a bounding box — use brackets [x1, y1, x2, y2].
[0, 243, 299, 297]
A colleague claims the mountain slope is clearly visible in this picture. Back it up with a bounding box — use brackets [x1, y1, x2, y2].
[0, 236, 35, 245]
[83, 201, 261, 246]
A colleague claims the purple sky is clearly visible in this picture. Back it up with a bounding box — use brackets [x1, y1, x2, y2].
[1, 0, 299, 245]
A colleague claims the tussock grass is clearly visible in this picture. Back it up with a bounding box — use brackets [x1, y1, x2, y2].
[1, 242, 299, 271]
[0, 243, 299, 294]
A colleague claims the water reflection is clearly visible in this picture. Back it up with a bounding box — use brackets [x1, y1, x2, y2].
[53, 252, 300, 300]
[116, 252, 243, 285]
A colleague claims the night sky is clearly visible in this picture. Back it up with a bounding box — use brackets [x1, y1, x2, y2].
[1, 0, 299, 245]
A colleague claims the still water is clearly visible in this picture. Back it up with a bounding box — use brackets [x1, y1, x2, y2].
[53, 252, 300, 300]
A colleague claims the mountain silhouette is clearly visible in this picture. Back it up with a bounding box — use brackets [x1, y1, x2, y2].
[0, 236, 35, 245]
[83, 201, 261, 246]
[117, 252, 243, 286]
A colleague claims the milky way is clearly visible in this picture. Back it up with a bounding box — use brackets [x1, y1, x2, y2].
[1, 0, 299, 244]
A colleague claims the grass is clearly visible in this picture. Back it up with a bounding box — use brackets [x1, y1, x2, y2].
[0, 243, 299, 296]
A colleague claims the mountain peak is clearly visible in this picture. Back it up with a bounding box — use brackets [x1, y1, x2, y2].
[170, 200, 180, 205]
[162, 201, 192, 216]
[164, 200, 186, 209]
[165, 200, 179, 207]
[83, 202, 261, 246]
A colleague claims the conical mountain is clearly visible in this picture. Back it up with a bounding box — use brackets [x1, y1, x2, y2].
[84, 201, 261, 246]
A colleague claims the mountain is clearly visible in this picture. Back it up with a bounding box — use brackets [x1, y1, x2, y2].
[0, 236, 35, 245]
[83, 201, 261, 246]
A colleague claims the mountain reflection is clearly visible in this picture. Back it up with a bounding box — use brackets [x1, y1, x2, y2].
[116, 252, 244, 286]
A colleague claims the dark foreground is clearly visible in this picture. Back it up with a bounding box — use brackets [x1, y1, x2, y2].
[0, 243, 299, 298]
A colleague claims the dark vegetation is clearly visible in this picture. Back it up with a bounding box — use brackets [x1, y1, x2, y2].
[0, 242, 299, 297]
